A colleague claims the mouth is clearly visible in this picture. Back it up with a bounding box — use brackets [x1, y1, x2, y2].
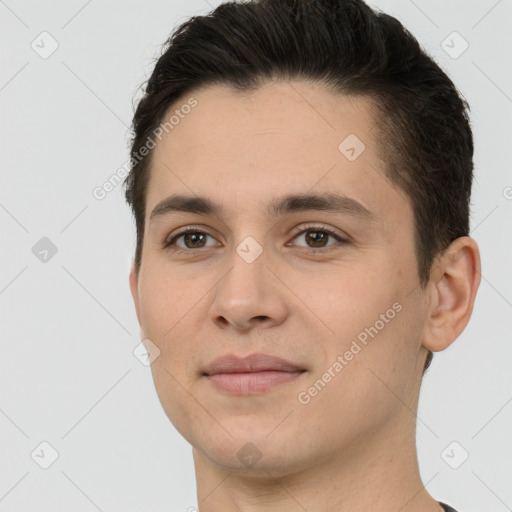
[202, 353, 307, 395]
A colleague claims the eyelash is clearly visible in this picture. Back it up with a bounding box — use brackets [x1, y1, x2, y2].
[163, 224, 349, 255]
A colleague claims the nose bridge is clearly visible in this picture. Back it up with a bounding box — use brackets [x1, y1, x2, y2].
[209, 230, 289, 330]
[223, 232, 269, 301]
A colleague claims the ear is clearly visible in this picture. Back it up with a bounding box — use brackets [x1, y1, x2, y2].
[422, 236, 481, 352]
[129, 267, 145, 338]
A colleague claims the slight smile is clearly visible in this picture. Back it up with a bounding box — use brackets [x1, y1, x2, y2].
[202, 353, 307, 395]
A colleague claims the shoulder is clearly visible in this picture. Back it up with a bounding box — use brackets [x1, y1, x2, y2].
[439, 503, 459, 512]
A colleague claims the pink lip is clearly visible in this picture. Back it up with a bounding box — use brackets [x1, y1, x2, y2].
[202, 353, 306, 395]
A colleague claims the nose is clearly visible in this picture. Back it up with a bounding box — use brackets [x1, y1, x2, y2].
[209, 242, 289, 332]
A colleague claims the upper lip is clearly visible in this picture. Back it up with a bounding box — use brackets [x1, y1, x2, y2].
[202, 353, 305, 375]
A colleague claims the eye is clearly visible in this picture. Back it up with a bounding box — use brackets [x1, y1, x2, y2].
[288, 224, 349, 252]
[164, 227, 219, 251]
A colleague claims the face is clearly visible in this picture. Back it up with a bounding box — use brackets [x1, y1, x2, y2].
[130, 81, 432, 475]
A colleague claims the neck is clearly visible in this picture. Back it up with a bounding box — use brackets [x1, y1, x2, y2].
[192, 405, 442, 512]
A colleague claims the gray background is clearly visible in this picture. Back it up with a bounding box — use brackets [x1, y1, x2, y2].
[1, 0, 511, 510]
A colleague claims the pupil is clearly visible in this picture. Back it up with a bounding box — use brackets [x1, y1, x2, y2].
[307, 231, 326, 247]
[186, 233, 205, 247]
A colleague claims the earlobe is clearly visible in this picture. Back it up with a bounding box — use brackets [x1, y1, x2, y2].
[422, 236, 481, 352]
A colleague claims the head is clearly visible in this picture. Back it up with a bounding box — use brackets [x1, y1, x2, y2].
[125, 0, 480, 476]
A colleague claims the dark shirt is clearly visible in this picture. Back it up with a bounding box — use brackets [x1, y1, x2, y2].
[440, 502, 458, 512]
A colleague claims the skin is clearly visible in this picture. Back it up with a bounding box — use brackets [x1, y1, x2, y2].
[129, 80, 481, 512]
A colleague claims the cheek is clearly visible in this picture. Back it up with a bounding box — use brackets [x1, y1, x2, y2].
[293, 262, 395, 337]
[302, 301, 421, 444]
[137, 276, 200, 385]
[300, 261, 415, 383]
[139, 275, 202, 436]
[138, 268, 192, 335]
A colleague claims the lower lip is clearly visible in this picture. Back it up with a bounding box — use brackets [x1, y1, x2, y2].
[206, 370, 305, 394]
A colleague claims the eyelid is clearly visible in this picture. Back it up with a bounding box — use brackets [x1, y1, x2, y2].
[288, 222, 350, 242]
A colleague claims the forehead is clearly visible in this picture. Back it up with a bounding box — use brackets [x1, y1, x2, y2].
[146, 81, 411, 233]
[156, 81, 378, 154]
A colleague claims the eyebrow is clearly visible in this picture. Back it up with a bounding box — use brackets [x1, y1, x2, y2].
[149, 192, 376, 223]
